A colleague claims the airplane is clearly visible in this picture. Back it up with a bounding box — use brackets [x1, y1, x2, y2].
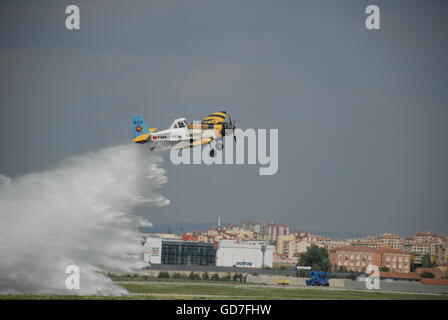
[131, 111, 236, 157]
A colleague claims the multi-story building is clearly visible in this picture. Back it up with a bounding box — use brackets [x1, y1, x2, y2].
[310, 235, 331, 247]
[329, 246, 411, 273]
[415, 232, 443, 244]
[262, 221, 290, 243]
[442, 236, 448, 264]
[181, 224, 268, 244]
[350, 233, 402, 250]
[275, 233, 340, 260]
[403, 232, 444, 264]
[276, 234, 296, 257]
[350, 237, 381, 249]
[292, 231, 310, 238]
[240, 220, 262, 233]
[377, 233, 403, 249]
[327, 239, 351, 250]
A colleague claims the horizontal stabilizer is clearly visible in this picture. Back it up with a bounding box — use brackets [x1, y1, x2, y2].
[133, 133, 151, 143]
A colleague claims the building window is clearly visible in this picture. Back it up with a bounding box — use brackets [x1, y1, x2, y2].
[161, 241, 216, 266]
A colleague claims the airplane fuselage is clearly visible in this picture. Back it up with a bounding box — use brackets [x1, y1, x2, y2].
[150, 127, 217, 142]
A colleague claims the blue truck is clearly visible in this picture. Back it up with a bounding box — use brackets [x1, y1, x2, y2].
[305, 271, 330, 286]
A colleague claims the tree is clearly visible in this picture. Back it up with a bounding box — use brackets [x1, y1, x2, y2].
[420, 271, 435, 279]
[222, 274, 231, 281]
[421, 254, 435, 268]
[298, 244, 330, 271]
[202, 272, 209, 280]
[157, 271, 170, 279]
[379, 266, 390, 272]
[337, 266, 348, 273]
[188, 272, 200, 280]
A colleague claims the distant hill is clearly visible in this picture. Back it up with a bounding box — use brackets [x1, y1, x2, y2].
[139, 222, 230, 235]
[305, 230, 368, 240]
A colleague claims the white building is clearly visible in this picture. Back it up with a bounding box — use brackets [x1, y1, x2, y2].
[216, 240, 274, 268]
[143, 236, 162, 264]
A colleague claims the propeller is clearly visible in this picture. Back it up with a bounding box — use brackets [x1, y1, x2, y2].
[228, 114, 237, 142]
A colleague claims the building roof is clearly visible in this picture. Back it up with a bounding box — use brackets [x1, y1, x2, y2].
[420, 278, 448, 286]
[415, 232, 440, 237]
[331, 246, 408, 255]
[375, 247, 408, 254]
[330, 246, 376, 253]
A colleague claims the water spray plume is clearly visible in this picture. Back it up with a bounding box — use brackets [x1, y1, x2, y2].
[0, 144, 169, 295]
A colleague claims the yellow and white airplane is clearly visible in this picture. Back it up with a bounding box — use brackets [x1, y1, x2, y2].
[131, 111, 236, 157]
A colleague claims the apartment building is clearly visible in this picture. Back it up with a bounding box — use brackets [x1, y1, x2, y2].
[403, 232, 445, 264]
[350, 233, 402, 250]
[262, 221, 290, 242]
[329, 246, 411, 273]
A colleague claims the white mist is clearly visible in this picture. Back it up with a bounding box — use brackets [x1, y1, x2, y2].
[0, 144, 169, 295]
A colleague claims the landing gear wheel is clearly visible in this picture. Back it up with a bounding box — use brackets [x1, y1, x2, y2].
[209, 149, 216, 157]
[215, 143, 223, 151]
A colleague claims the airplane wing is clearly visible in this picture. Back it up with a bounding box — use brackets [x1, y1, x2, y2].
[177, 137, 214, 150]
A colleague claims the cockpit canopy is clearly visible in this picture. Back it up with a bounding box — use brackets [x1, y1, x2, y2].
[172, 118, 191, 129]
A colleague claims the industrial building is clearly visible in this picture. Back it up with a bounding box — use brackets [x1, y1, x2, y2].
[144, 235, 216, 266]
[144, 235, 274, 269]
[144, 236, 162, 264]
[216, 240, 274, 268]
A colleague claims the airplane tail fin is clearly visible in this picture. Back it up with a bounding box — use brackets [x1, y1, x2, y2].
[132, 115, 151, 143]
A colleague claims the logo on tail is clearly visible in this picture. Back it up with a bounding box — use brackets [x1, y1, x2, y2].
[132, 116, 151, 143]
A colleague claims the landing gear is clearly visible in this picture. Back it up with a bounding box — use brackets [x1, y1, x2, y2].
[209, 141, 223, 158]
[215, 142, 223, 151]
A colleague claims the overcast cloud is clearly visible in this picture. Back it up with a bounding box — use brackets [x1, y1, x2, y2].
[0, 0, 447, 235]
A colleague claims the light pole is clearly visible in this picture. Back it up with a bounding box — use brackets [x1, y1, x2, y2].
[261, 244, 266, 269]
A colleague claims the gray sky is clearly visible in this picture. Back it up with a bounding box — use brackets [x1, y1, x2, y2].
[1, 0, 447, 235]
